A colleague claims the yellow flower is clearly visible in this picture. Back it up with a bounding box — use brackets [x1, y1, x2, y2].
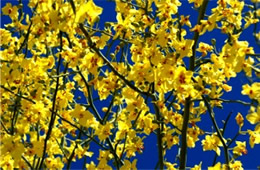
[233, 141, 247, 156]
[229, 161, 243, 170]
[169, 112, 183, 130]
[113, 13, 132, 39]
[191, 162, 202, 170]
[75, 0, 103, 25]
[187, 126, 201, 148]
[92, 34, 110, 49]
[32, 140, 44, 157]
[96, 150, 113, 169]
[200, 13, 218, 34]
[125, 96, 145, 112]
[180, 15, 192, 27]
[71, 104, 95, 128]
[248, 130, 260, 148]
[115, 119, 131, 140]
[45, 156, 64, 169]
[197, 42, 213, 57]
[208, 162, 222, 170]
[155, 0, 181, 19]
[242, 57, 255, 77]
[86, 161, 96, 170]
[163, 130, 179, 149]
[2, 3, 18, 19]
[75, 145, 93, 159]
[172, 39, 194, 58]
[0, 29, 12, 46]
[120, 159, 137, 170]
[95, 123, 114, 142]
[83, 52, 103, 76]
[125, 136, 144, 157]
[241, 83, 260, 101]
[246, 106, 260, 125]
[211, 54, 225, 69]
[188, 0, 204, 8]
[175, 66, 193, 85]
[244, 11, 259, 29]
[164, 162, 178, 170]
[143, 114, 159, 135]
[1, 135, 25, 162]
[222, 84, 232, 92]
[0, 155, 14, 170]
[201, 134, 222, 156]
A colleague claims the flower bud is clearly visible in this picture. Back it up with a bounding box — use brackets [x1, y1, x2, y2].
[235, 112, 244, 127]
[211, 38, 216, 45]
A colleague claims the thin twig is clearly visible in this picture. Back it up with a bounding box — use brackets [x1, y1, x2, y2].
[79, 24, 150, 97]
[16, 3, 38, 55]
[212, 111, 233, 166]
[1, 85, 36, 104]
[210, 98, 252, 106]
[0, 120, 11, 134]
[76, 68, 124, 168]
[202, 95, 230, 169]
[22, 155, 33, 169]
[57, 113, 107, 150]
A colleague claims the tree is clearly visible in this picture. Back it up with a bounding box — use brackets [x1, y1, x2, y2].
[0, 0, 260, 169]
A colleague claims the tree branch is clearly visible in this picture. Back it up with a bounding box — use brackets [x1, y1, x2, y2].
[38, 31, 63, 169]
[79, 24, 150, 97]
[1, 85, 36, 104]
[151, 93, 164, 169]
[180, 1, 209, 169]
[202, 95, 230, 169]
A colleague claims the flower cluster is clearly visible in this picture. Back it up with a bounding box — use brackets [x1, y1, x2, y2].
[1, 0, 259, 169]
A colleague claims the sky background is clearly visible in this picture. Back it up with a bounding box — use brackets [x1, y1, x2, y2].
[1, 0, 260, 169]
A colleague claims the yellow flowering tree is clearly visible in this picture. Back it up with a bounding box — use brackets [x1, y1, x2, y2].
[0, 0, 260, 169]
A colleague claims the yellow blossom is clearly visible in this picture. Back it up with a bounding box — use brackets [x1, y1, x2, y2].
[229, 161, 243, 170]
[233, 141, 247, 156]
[241, 83, 260, 101]
[120, 159, 137, 170]
[2, 3, 18, 19]
[75, 0, 103, 25]
[201, 134, 222, 156]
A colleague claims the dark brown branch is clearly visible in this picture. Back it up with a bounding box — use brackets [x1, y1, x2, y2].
[67, 131, 82, 170]
[202, 95, 230, 169]
[179, 1, 209, 169]
[38, 31, 63, 169]
[151, 94, 164, 169]
[179, 96, 191, 169]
